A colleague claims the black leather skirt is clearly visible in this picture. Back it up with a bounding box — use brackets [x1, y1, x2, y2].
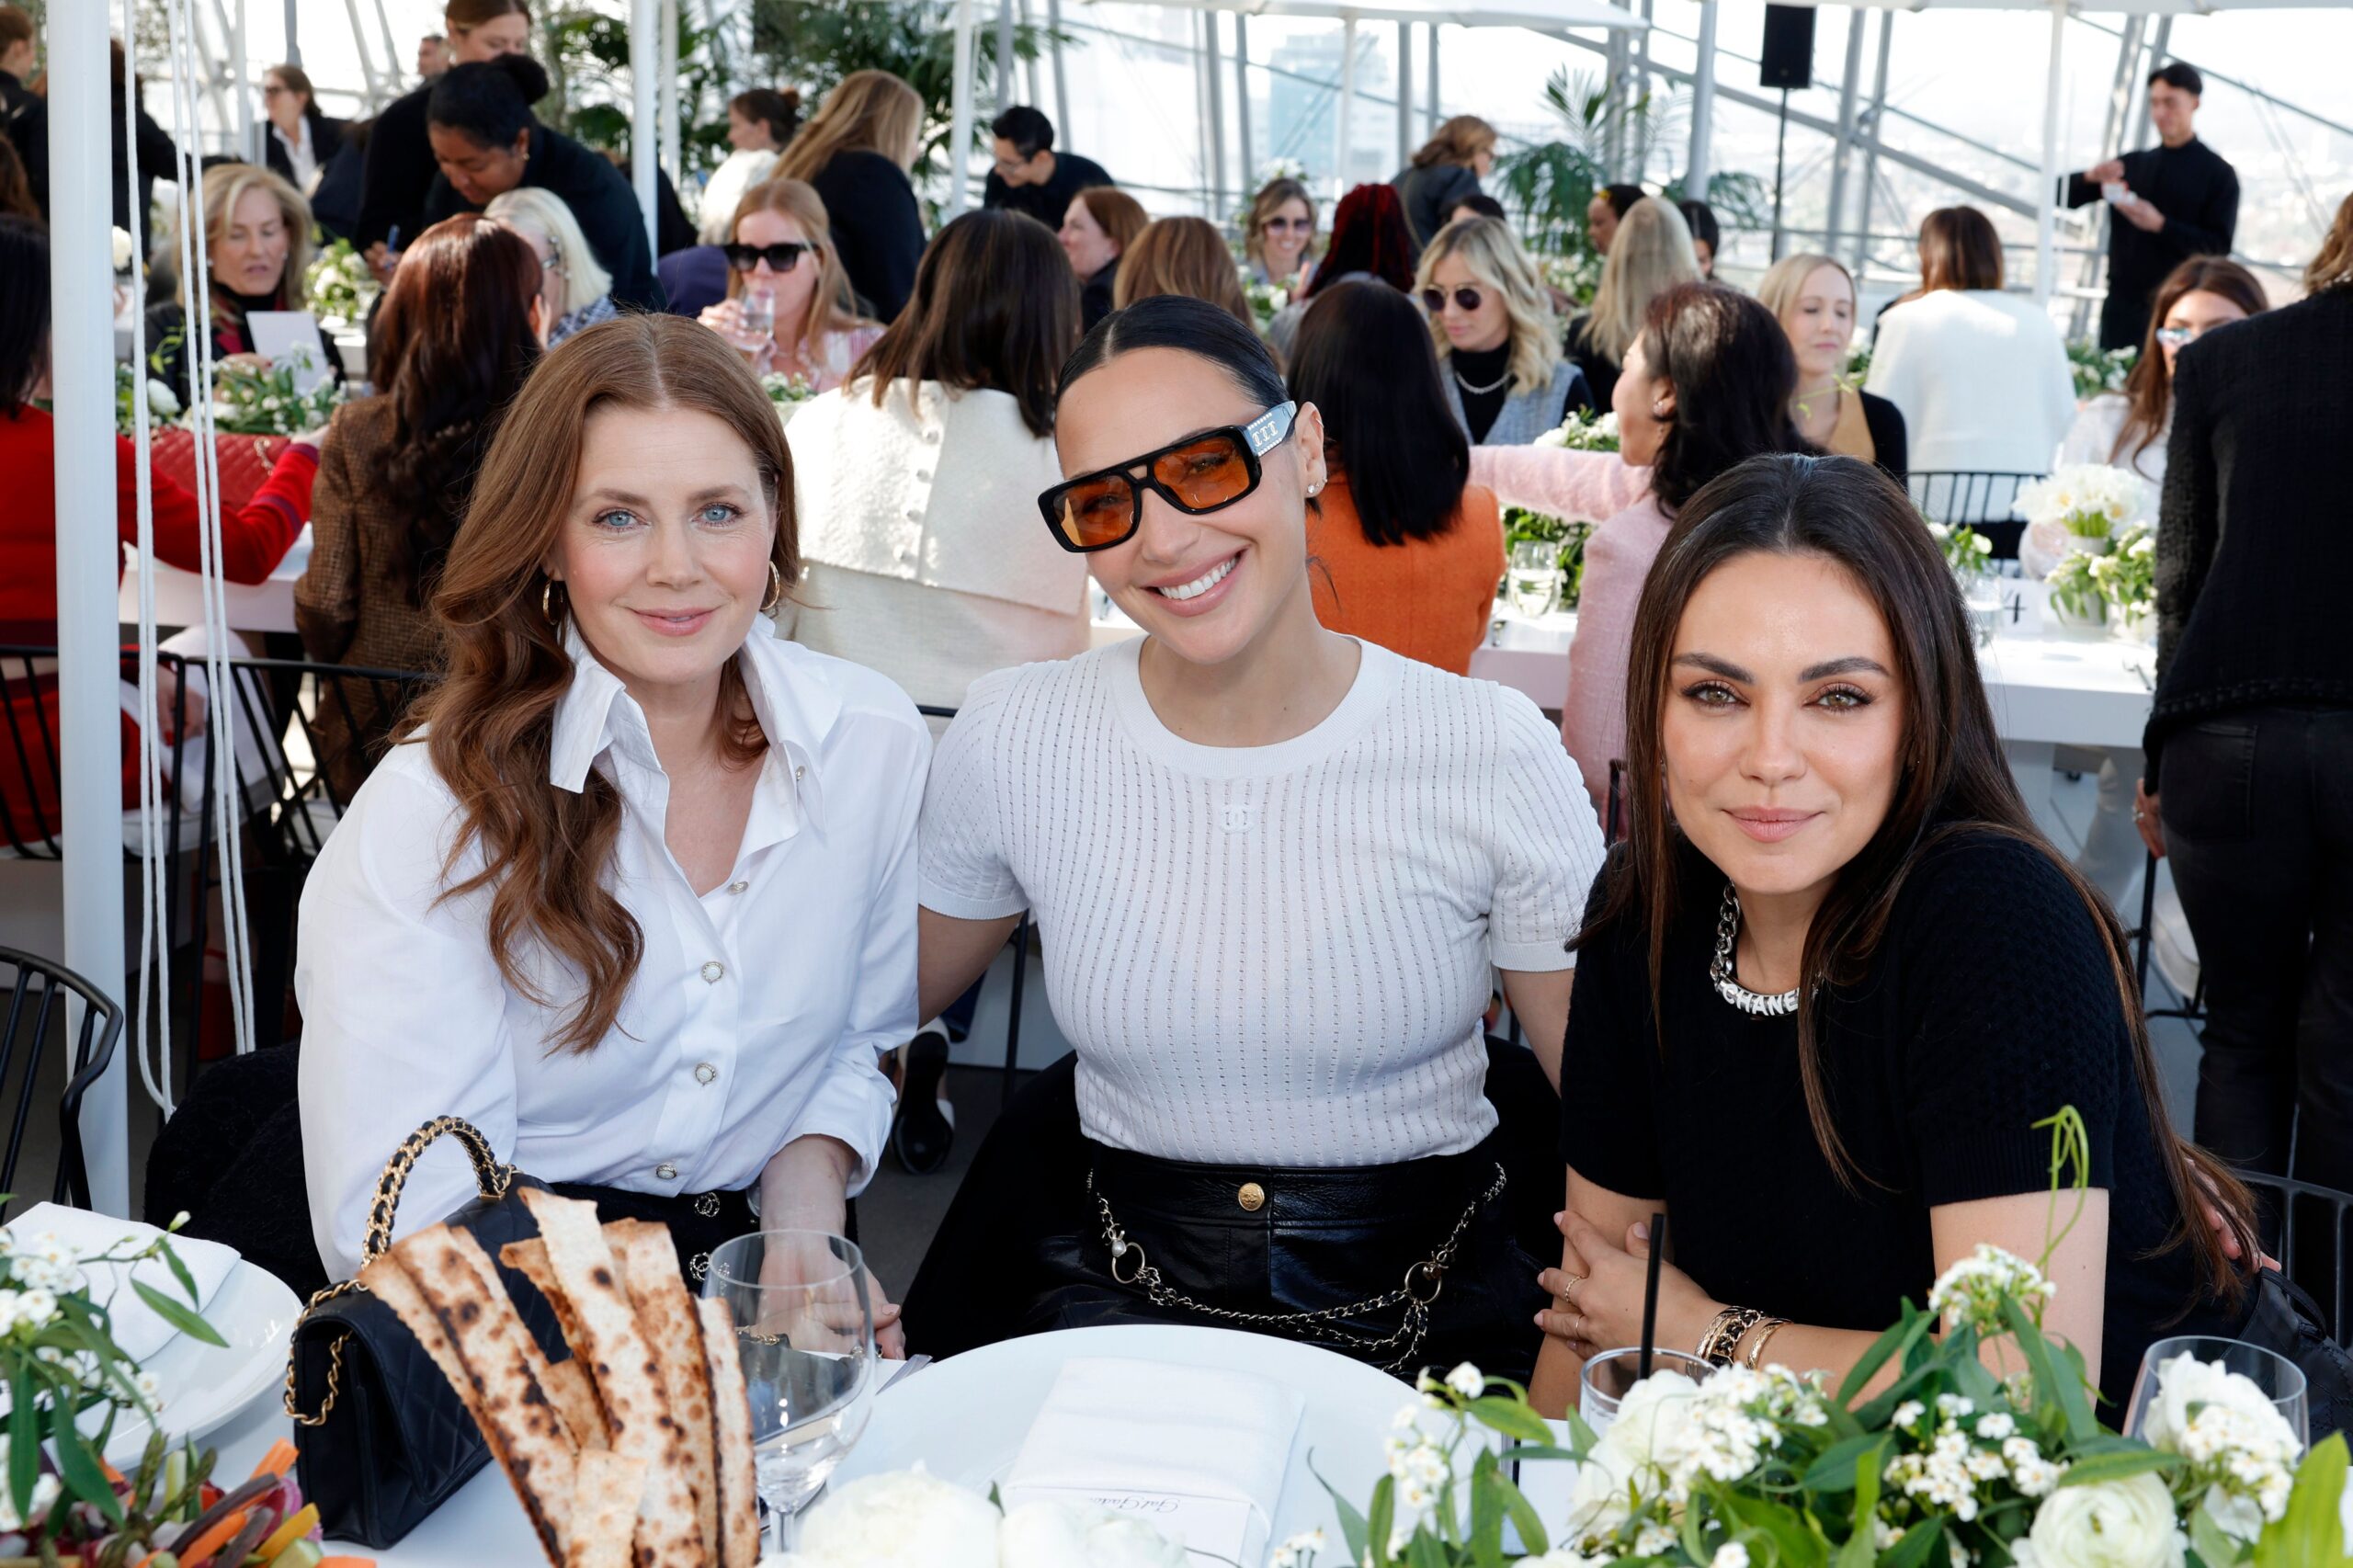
[904, 1052, 1553, 1385]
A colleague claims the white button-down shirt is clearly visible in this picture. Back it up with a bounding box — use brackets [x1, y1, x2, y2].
[297, 619, 926, 1280]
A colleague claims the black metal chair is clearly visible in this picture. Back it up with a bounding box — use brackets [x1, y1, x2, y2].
[2236, 1172, 2353, 1349]
[1907, 471, 2046, 561]
[918, 704, 1031, 1108]
[0, 946, 127, 1220]
[2131, 849, 2206, 1028]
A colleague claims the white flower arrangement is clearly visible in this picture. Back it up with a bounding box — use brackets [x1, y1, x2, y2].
[760, 1464, 1185, 1568]
[1927, 519, 1996, 578]
[1927, 1243, 2058, 1335]
[2013, 464, 2149, 548]
[207, 352, 346, 436]
[304, 237, 380, 326]
[113, 362, 181, 437]
[110, 226, 136, 275]
[1256, 156, 1311, 187]
[1538, 250, 1603, 308]
[1533, 409, 1619, 452]
[1242, 266, 1292, 335]
[760, 371, 818, 405]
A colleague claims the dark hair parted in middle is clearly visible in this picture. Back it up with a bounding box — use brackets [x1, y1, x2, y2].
[1286, 281, 1469, 548]
[1592, 450, 2256, 1302]
[426, 53, 551, 148]
[1638, 282, 1808, 512]
[852, 208, 1080, 439]
[1060, 292, 1289, 413]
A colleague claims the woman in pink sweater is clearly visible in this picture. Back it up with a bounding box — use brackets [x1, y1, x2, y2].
[1472, 284, 1807, 824]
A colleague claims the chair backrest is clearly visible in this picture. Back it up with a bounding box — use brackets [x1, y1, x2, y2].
[0, 645, 196, 860]
[2238, 1173, 2353, 1349]
[202, 656, 438, 869]
[1906, 471, 2044, 561]
[0, 946, 125, 1219]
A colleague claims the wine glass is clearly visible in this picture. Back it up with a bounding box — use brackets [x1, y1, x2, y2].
[2125, 1336, 2309, 1452]
[1506, 540, 1561, 619]
[1577, 1347, 1712, 1443]
[736, 284, 778, 358]
[701, 1231, 879, 1552]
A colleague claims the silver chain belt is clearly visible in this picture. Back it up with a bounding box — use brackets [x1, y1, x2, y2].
[1086, 1162, 1507, 1375]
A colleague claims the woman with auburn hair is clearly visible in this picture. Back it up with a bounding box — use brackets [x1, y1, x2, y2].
[1060, 185, 1147, 331]
[1865, 205, 2073, 528]
[294, 214, 545, 798]
[696, 176, 882, 391]
[1415, 214, 1590, 445]
[1566, 195, 1701, 412]
[1474, 283, 1808, 820]
[1533, 453, 2279, 1431]
[145, 161, 339, 404]
[1113, 215, 1253, 324]
[776, 69, 926, 321]
[297, 315, 927, 1339]
[1268, 183, 1416, 357]
[1392, 113, 1499, 254]
[1244, 176, 1319, 290]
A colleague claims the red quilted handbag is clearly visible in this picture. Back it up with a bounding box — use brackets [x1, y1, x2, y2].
[146, 427, 291, 513]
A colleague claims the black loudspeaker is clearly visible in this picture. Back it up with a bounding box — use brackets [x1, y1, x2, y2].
[1759, 5, 1817, 91]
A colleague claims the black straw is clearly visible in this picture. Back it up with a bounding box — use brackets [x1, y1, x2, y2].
[1638, 1211, 1667, 1379]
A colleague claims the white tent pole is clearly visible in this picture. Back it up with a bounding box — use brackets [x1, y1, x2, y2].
[340, 0, 386, 110]
[1020, 0, 1042, 107]
[51, 0, 131, 1217]
[1235, 14, 1254, 183]
[283, 0, 300, 65]
[370, 0, 401, 84]
[1685, 0, 1717, 197]
[949, 0, 978, 215]
[1824, 7, 1866, 252]
[2033, 0, 2065, 306]
[661, 0, 681, 185]
[994, 0, 1017, 116]
[2129, 16, 2169, 153]
[1334, 15, 1356, 199]
[1852, 7, 1893, 276]
[1044, 0, 1070, 136]
[1205, 11, 1228, 214]
[630, 0, 658, 249]
[233, 0, 253, 159]
[1395, 22, 1412, 174]
[1424, 21, 1438, 139]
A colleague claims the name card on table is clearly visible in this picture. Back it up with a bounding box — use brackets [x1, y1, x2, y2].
[1002, 1484, 1257, 1565]
[245, 310, 331, 392]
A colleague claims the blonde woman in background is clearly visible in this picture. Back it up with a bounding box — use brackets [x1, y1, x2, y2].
[697, 176, 882, 392]
[1113, 216, 1254, 325]
[1244, 176, 1318, 289]
[484, 186, 616, 345]
[776, 69, 926, 320]
[1415, 215, 1590, 445]
[1755, 252, 1908, 477]
[145, 161, 338, 403]
[1565, 195, 1700, 410]
[1392, 114, 1498, 255]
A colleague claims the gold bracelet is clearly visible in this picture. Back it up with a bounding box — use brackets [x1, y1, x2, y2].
[1697, 1305, 1767, 1367]
[1742, 1318, 1790, 1371]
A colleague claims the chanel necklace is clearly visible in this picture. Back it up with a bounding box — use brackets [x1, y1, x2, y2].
[1710, 883, 1801, 1017]
[1454, 363, 1512, 396]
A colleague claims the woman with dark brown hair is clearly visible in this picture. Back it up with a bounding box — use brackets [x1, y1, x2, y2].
[353, 0, 531, 272]
[1392, 113, 1498, 255]
[1531, 452, 2274, 1429]
[293, 214, 545, 796]
[296, 315, 927, 1342]
[1112, 215, 1253, 325]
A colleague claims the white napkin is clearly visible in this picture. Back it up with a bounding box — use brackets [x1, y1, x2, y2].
[3, 1204, 239, 1363]
[1003, 1357, 1305, 1568]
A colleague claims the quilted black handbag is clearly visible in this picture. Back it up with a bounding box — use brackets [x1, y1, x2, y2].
[284, 1117, 560, 1548]
[2239, 1266, 2353, 1443]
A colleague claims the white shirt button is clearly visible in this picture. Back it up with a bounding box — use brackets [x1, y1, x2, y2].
[904, 507, 923, 522]
[700, 960, 725, 983]
[725, 880, 748, 895]
[794, 765, 806, 781]
[654, 1163, 678, 1180]
[915, 469, 931, 483]
[921, 428, 940, 444]
[695, 1062, 718, 1085]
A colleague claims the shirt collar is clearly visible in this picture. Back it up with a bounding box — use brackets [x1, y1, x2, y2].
[545, 617, 841, 831]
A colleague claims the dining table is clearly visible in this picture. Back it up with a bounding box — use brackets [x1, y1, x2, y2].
[119, 526, 311, 638]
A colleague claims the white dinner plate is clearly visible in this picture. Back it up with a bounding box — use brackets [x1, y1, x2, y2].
[834, 1324, 1415, 1552]
[92, 1260, 304, 1469]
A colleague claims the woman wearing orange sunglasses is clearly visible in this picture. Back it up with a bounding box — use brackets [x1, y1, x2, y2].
[897, 295, 1609, 1381]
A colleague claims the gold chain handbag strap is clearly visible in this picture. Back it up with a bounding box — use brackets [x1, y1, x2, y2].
[283, 1116, 517, 1426]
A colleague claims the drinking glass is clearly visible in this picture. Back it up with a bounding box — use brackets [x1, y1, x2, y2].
[1506, 540, 1561, 619]
[701, 1231, 879, 1552]
[1578, 1347, 1712, 1443]
[736, 284, 778, 352]
[2124, 1336, 2308, 1452]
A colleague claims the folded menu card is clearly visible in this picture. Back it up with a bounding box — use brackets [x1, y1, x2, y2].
[1004, 1357, 1306, 1568]
[3, 1203, 238, 1362]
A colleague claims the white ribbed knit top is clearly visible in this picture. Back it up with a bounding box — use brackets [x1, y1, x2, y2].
[919, 637, 1607, 1165]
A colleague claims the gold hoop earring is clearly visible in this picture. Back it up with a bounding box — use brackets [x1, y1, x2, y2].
[541, 579, 563, 626]
[760, 561, 784, 613]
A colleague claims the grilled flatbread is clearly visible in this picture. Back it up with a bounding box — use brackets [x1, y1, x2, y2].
[540, 1355, 608, 1453]
[696, 1293, 763, 1568]
[605, 1219, 718, 1562]
[519, 1189, 703, 1568]
[563, 1449, 647, 1568]
[392, 1225, 578, 1562]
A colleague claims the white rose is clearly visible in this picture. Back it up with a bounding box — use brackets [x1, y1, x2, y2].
[2142, 1354, 2291, 1454]
[1602, 1369, 1705, 1476]
[785, 1466, 1002, 1568]
[2021, 1472, 2186, 1568]
[998, 1500, 1186, 1568]
[147, 381, 181, 418]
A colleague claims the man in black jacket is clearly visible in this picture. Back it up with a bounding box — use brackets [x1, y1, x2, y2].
[983, 106, 1111, 232]
[2064, 62, 2239, 351]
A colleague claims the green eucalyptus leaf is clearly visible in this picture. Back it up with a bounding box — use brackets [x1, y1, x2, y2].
[1367, 1473, 1396, 1568]
[1833, 1439, 1887, 1568]
[1883, 1517, 1949, 1568]
[1466, 1396, 1552, 1445]
[2189, 1500, 2250, 1568]
[160, 1243, 199, 1306]
[1560, 1403, 1602, 1460]
[1307, 1450, 1371, 1565]
[130, 1279, 228, 1348]
[1494, 1472, 1550, 1556]
[2055, 1449, 2184, 1488]
[2253, 1435, 2350, 1568]
[1802, 1433, 1883, 1494]
[54, 1416, 124, 1524]
[7, 1363, 37, 1523]
[2000, 1295, 2096, 1441]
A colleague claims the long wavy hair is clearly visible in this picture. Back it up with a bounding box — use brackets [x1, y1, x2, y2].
[722, 176, 870, 360]
[1581, 196, 1699, 365]
[364, 214, 543, 605]
[777, 69, 923, 181]
[1591, 452, 2256, 1304]
[852, 209, 1077, 439]
[1414, 214, 1562, 399]
[1638, 283, 1809, 512]
[1113, 217, 1253, 325]
[405, 315, 796, 1052]
[2113, 256, 2266, 467]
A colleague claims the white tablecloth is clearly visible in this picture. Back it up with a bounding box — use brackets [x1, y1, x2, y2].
[118, 527, 311, 637]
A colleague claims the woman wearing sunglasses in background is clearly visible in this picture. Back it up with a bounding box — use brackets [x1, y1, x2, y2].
[1243, 176, 1319, 291]
[696, 177, 882, 393]
[900, 296, 1608, 1380]
[1415, 216, 1591, 446]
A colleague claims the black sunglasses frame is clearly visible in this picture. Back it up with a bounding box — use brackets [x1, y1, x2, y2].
[723, 241, 813, 273]
[1037, 403, 1298, 554]
[1421, 285, 1487, 314]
